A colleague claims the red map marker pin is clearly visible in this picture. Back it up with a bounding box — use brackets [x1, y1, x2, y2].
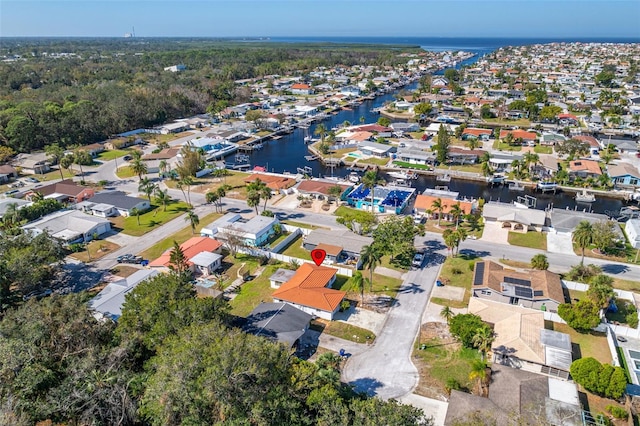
[311, 249, 326, 266]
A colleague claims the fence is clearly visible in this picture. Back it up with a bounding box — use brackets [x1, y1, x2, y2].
[605, 325, 622, 367]
[562, 280, 636, 303]
[266, 252, 353, 277]
[271, 228, 302, 253]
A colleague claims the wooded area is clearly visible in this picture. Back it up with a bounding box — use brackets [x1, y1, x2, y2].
[0, 38, 420, 153]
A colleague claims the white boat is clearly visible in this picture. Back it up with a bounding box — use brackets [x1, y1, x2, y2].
[575, 189, 596, 203]
[436, 173, 451, 183]
[348, 172, 361, 183]
[537, 181, 558, 192]
[508, 182, 525, 192]
[388, 170, 418, 180]
[394, 178, 412, 187]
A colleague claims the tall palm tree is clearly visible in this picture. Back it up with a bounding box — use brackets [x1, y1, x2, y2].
[361, 170, 383, 214]
[260, 186, 272, 212]
[314, 123, 327, 143]
[158, 160, 168, 178]
[440, 306, 454, 323]
[443, 229, 457, 256]
[449, 202, 463, 229]
[180, 176, 194, 208]
[154, 188, 170, 212]
[471, 327, 495, 361]
[130, 158, 148, 181]
[138, 177, 157, 203]
[206, 191, 220, 212]
[523, 152, 539, 173]
[453, 228, 468, 256]
[360, 244, 382, 291]
[246, 189, 260, 215]
[185, 209, 200, 234]
[573, 220, 594, 264]
[175, 180, 187, 205]
[351, 271, 365, 304]
[2, 202, 20, 227]
[45, 143, 65, 180]
[60, 154, 74, 177]
[431, 198, 444, 226]
[130, 207, 141, 226]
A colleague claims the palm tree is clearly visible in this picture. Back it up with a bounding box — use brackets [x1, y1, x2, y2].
[60, 154, 74, 177]
[130, 207, 141, 226]
[351, 271, 365, 305]
[327, 185, 344, 204]
[130, 158, 148, 181]
[481, 160, 493, 178]
[158, 160, 168, 178]
[175, 180, 187, 205]
[138, 177, 157, 203]
[469, 360, 489, 397]
[45, 143, 65, 180]
[573, 220, 594, 265]
[361, 170, 384, 214]
[360, 244, 382, 291]
[206, 191, 220, 211]
[2, 202, 20, 227]
[440, 306, 454, 323]
[431, 198, 444, 226]
[471, 327, 495, 361]
[180, 176, 194, 208]
[453, 228, 468, 256]
[246, 189, 260, 215]
[523, 152, 539, 172]
[260, 186, 272, 212]
[314, 123, 327, 143]
[73, 149, 92, 180]
[443, 229, 456, 256]
[154, 188, 170, 212]
[449, 202, 463, 229]
[530, 253, 549, 270]
[30, 191, 44, 202]
[185, 209, 200, 234]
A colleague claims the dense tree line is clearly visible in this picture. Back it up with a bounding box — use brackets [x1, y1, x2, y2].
[0, 39, 419, 153]
[0, 265, 431, 425]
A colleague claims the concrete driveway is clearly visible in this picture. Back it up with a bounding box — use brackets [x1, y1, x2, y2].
[342, 245, 446, 399]
[547, 230, 576, 254]
[480, 221, 510, 244]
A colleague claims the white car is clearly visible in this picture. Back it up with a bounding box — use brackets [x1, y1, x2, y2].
[412, 252, 424, 268]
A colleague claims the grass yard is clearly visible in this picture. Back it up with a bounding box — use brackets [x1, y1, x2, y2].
[115, 166, 137, 179]
[431, 255, 476, 308]
[546, 321, 612, 365]
[281, 235, 311, 260]
[69, 240, 120, 262]
[438, 164, 483, 174]
[534, 145, 553, 154]
[498, 258, 531, 269]
[137, 212, 222, 260]
[423, 219, 483, 240]
[335, 272, 402, 299]
[96, 149, 131, 161]
[144, 131, 192, 144]
[379, 255, 409, 272]
[484, 118, 532, 127]
[612, 278, 640, 292]
[311, 319, 375, 344]
[228, 263, 282, 317]
[508, 231, 547, 250]
[492, 141, 522, 152]
[193, 170, 251, 200]
[392, 161, 432, 170]
[358, 157, 390, 166]
[109, 201, 191, 236]
[281, 220, 328, 230]
[33, 168, 76, 182]
[333, 146, 358, 156]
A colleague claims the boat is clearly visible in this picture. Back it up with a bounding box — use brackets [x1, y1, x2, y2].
[234, 154, 250, 163]
[575, 189, 596, 203]
[487, 173, 505, 185]
[304, 136, 313, 144]
[348, 172, 361, 183]
[393, 178, 412, 187]
[508, 182, 525, 192]
[537, 181, 558, 192]
[436, 173, 451, 183]
[388, 170, 418, 180]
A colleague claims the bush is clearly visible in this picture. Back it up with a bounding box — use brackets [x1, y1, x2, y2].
[564, 264, 602, 283]
[449, 314, 487, 348]
[606, 405, 628, 420]
[570, 358, 627, 399]
[445, 378, 460, 395]
[558, 300, 601, 332]
[626, 311, 638, 329]
[340, 300, 351, 312]
[451, 267, 463, 275]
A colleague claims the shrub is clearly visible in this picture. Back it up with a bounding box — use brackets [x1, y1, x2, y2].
[449, 314, 487, 348]
[558, 300, 601, 332]
[626, 311, 638, 329]
[445, 378, 460, 395]
[451, 267, 463, 275]
[564, 264, 602, 283]
[570, 358, 627, 399]
[340, 300, 351, 312]
[606, 405, 628, 420]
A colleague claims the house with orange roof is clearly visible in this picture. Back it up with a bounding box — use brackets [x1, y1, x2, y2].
[290, 83, 314, 95]
[243, 174, 296, 192]
[461, 128, 492, 141]
[499, 130, 538, 144]
[296, 180, 352, 199]
[149, 236, 223, 275]
[414, 194, 473, 221]
[271, 263, 345, 320]
[568, 159, 601, 178]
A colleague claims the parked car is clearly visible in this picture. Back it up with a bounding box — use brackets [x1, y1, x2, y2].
[25, 177, 39, 183]
[616, 336, 627, 343]
[412, 251, 424, 269]
[117, 254, 144, 264]
[123, 155, 132, 161]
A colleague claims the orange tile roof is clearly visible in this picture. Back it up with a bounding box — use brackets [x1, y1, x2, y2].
[350, 131, 373, 142]
[150, 236, 222, 268]
[272, 263, 345, 312]
[499, 130, 538, 141]
[462, 128, 492, 136]
[243, 174, 296, 190]
[291, 83, 311, 90]
[414, 196, 472, 214]
[297, 180, 350, 195]
[569, 159, 602, 175]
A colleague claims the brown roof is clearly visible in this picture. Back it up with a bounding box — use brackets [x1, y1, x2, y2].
[414, 195, 472, 214]
[142, 148, 180, 160]
[297, 180, 350, 195]
[573, 135, 599, 148]
[569, 159, 601, 175]
[499, 130, 538, 141]
[0, 165, 17, 174]
[37, 179, 92, 198]
[314, 242, 343, 257]
[244, 174, 296, 190]
[272, 263, 345, 313]
[472, 260, 564, 305]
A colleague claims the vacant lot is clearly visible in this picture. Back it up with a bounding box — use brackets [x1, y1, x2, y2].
[109, 201, 190, 236]
[431, 255, 475, 309]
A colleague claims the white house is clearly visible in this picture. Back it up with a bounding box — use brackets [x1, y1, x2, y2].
[89, 269, 159, 321]
[23, 210, 111, 243]
[626, 219, 640, 249]
[201, 213, 279, 247]
[79, 191, 150, 217]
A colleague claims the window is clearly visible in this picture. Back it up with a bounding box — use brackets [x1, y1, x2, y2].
[480, 290, 491, 295]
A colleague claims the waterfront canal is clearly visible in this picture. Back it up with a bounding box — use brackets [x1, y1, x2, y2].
[238, 58, 626, 216]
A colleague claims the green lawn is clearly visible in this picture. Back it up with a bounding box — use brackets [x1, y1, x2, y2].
[379, 255, 409, 272]
[280, 220, 328, 230]
[311, 319, 375, 344]
[138, 212, 222, 260]
[268, 232, 290, 249]
[281, 235, 311, 260]
[109, 201, 191, 236]
[115, 166, 137, 179]
[335, 272, 402, 299]
[414, 337, 480, 394]
[96, 149, 131, 161]
[508, 231, 547, 250]
[438, 164, 483, 174]
[534, 145, 553, 154]
[393, 161, 431, 170]
[358, 157, 390, 166]
[612, 278, 640, 292]
[492, 141, 522, 152]
[546, 322, 611, 365]
[33, 168, 76, 182]
[229, 263, 284, 317]
[432, 255, 476, 308]
[484, 118, 531, 127]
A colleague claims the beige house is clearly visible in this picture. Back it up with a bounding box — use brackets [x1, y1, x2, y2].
[482, 202, 547, 233]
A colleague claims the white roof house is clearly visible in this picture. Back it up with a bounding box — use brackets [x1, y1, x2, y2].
[23, 209, 111, 243]
[626, 219, 640, 249]
[0, 197, 30, 218]
[200, 213, 278, 247]
[89, 269, 159, 321]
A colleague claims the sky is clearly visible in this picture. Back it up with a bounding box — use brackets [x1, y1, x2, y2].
[1, 0, 639, 39]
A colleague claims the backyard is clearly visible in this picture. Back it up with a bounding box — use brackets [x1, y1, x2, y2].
[109, 201, 191, 236]
[492, 140, 522, 152]
[545, 321, 612, 365]
[228, 263, 281, 317]
[508, 231, 547, 250]
[310, 319, 375, 344]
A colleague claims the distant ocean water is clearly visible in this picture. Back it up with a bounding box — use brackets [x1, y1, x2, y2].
[267, 36, 640, 56]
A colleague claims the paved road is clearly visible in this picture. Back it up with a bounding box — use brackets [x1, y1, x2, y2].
[342, 244, 446, 399]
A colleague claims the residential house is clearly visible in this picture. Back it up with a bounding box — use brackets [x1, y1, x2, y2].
[394, 148, 436, 166]
[358, 141, 395, 158]
[302, 229, 373, 265]
[243, 302, 312, 349]
[14, 152, 50, 175]
[0, 197, 30, 219]
[295, 180, 351, 200]
[158, 121, 190, 134]
[471, 260, 564, 312]
[149, 236, 223, 275]
[540, 132, 566, 146]
[270, 268, 297, 289]
[602, 137, 639, 154]
[243, 173, 297, 193]
[389, 122, 420, 134]
[557, 113, 579, 126]
[489, 153, 524, 173]
[414, 194, 473, 220]
[271, 263, 345, 320]
[290, 83, 314, 95]
[89, 270, 159, 321]
[31, 179, 95, 203]
[201, 212, 279, 247]
[23, 209, 111, 243]
[346, 184, 416, 214]
[482, 202, 547, 232]
[79, 143, 105, 157]
[608, 162, 640, 188]
[499, 130, 538, 145]
[468, 298, 573, 378]
[573, 135, 600, 156]
[461, 128, 492, 141]
[447, 148, 485, 165]
[0, 165, 18, 183]
[534, 155, 558, 178]
[79, 191, 150, 217]
[568, 159, 601, 178]
[625, 219, 640, 249]
[164, 64, 186, 72]
[550, 210, 619, 235]
[445, 364, 581, 425]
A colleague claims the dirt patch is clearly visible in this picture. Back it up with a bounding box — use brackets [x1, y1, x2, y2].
[413, 322, 461, 400]
[358, 294, 395, 314]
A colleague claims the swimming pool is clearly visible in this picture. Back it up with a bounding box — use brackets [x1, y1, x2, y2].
[347, 152, 362, 158]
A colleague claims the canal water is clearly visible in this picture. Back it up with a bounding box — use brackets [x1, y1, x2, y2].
[239, 52, 626, 216]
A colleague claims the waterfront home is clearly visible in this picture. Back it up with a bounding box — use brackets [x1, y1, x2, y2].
[346, 184, 415, 214]
[482, 202, 546, 232]
[489, 153, 523, 173]
[471, 260, 564, 312]
[201, 212, 279, 247]
[295, 180, 352, 200]
[533, 155, 559, 179]
[271, 263, 344, 321]
[186, 137, 238, 160]
[349, 124, 393, 136]
[424, 122, 458, 136]
[608, 162, 640, 188]
[414, 194, 473, 220]
[625, 219, 640, 249]
[540, 132, 566, 146]
[289, 83, 314, 95]
[243, 302, 312, 349]
[89, 270, 159, 321]
[573, 135, 600, 156]
[447, 148, 485, 165]
[243, 174, 296, 193]
[340, 85, 361, 97]
[394, 148, 436, 166]
[568, 159, 601, 178]
[78, 191, 150, 217]
[150, 236, 223, 275]
[302, 229, 373, 265]
[461, 127, 492, 141]
[357, 140, 395, 158]
[29, 179, 95, 203]
[13, 152, 50, 175]
[23, 210, 111, 243]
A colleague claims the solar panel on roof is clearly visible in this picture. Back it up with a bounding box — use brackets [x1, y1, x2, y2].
[473, 262, 485, 285]
[514, 286, 533, 298]
[534, 290, 544, 297]
[504, 276, 531, 287]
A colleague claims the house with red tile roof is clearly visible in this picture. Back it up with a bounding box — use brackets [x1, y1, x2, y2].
[414, 195, 473, 220]
[271, 263, 345, 320]
[290, 83, 314, 95]
[568, 159, 602, 178]
[499, 130, 538, 143]
[296, 180, 351, 199]
[461, 128, 492, 141]
[150, 236, 223, 275]
[243, 174, 296, 191]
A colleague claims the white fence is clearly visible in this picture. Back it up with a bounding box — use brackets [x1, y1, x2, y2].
[266, 252, 353, 277]
[271, 228, 302, 253]
[605, 325, 622, 367]
[543, 312, 566, 324]
[561, 280, 636, 303]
